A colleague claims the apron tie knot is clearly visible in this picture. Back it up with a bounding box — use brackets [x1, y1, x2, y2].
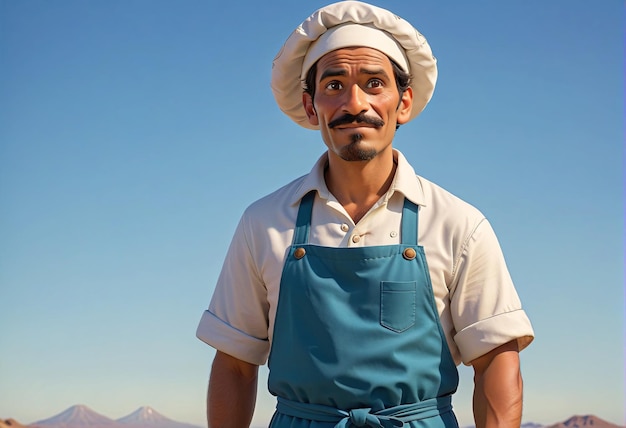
[348, 408, 374, 427]
[343, 408, 403, 428]
[275, 395, 453, 427]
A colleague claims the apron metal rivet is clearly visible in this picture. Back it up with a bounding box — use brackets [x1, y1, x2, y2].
[403, 248, 416, 260]
[294, 247, 306, 259]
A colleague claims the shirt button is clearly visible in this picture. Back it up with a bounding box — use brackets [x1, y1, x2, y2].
[390, 231, 398, 238]
[352, 235, 361, 243]
[341, 223, 350, 232]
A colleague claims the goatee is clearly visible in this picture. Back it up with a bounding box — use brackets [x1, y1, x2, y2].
[339, 133, 377, 161]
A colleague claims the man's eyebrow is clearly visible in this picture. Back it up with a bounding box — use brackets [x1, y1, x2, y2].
[318, 67, 391, 82]
[319, 68, 347, 82]
[360, 67, 389, 78]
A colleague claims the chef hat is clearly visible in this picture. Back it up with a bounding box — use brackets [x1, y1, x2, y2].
[271, 1, 438, 130]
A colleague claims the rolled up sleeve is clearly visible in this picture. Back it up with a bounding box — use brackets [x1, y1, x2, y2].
[196, 310, 270, 365]
[196, 213, 272, 365]
[450, 219, 534, 364]
[454, 309, 534, 364]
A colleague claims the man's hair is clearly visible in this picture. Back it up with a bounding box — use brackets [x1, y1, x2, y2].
[303, 58, 412, 102]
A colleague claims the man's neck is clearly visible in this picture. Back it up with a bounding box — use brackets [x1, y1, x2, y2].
[324, 149, 397, 224]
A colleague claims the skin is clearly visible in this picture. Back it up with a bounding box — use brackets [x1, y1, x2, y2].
[207, 351, 258, 428]
[206, 46, 524, 428]
[471, 340, 524, 428]
[302, 47, 412, 223]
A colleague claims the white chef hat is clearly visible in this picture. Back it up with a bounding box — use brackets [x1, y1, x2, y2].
[271, 1, 438, 130]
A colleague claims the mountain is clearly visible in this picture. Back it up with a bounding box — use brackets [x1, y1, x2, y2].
[461, 415, 624, 428]
[29, 406, 200, 428]
[116, 407, 199, 428]
[33, 406, 118, 428]
[546, 415, 624, 428]
[1, 419, 33, 428]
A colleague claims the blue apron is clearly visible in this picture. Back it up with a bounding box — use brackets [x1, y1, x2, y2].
[268, 191, 459, 428]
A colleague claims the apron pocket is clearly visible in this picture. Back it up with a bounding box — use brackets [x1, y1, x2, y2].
[380, 281, 416, 332]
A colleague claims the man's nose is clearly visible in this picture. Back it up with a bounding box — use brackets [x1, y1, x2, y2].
[342, 84, 368, 115]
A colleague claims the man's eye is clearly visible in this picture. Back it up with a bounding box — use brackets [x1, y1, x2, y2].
[325, 81, 343, 90]
[367, 79, 384, 88]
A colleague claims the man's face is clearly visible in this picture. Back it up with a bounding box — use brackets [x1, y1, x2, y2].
[303, 46, 413, 162]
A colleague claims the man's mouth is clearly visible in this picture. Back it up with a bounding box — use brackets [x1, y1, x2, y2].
[336, 123, 373, 129]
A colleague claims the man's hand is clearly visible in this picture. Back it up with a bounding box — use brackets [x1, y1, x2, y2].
[471, 340, 523, 428]
[207, 350, 259, 428]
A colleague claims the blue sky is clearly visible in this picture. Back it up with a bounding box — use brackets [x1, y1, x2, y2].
[0, 1, 623, 427]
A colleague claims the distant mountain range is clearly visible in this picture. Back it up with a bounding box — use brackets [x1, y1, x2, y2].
[544, 415, 624, 428]
[1, 405, 624, 428]
[462, 415, 624, 428]
[0, 405, 200, 428]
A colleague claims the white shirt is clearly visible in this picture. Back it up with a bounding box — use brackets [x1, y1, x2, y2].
[197, 149, 534, 366]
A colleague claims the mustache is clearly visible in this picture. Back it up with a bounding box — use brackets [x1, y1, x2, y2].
[328, 112, 385, 129]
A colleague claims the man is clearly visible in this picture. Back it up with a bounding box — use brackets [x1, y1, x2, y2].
[196, 2, 534, 427]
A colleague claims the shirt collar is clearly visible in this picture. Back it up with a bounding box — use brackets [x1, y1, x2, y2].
[387, 149, 427, 207]
[290, 149, 426, 207]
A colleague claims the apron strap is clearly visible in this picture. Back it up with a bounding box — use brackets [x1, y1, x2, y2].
[401, 199, 419, 246]
[293, 191, 316, 246]
[276, 395, 453, 427]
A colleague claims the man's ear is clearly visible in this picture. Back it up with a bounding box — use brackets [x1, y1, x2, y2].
[303, 92, 319, 126]
[396, 86, 413, 125]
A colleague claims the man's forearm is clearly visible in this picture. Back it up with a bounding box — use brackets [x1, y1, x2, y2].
[207, 351, 259, 428]
[472, 341, 523, 428]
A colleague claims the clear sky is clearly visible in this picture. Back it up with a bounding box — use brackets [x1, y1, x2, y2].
[0, 1, 623, 427]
